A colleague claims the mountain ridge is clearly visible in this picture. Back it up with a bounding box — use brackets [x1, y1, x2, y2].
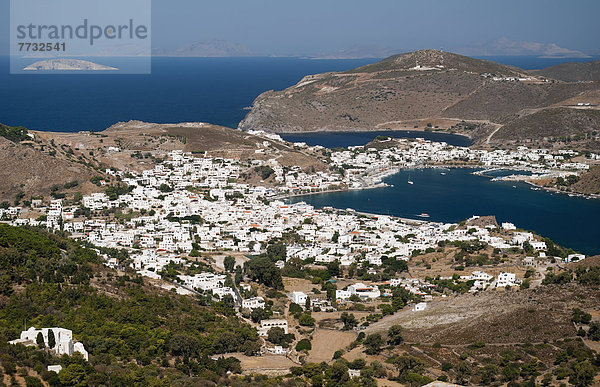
[239, 50, 600, 151]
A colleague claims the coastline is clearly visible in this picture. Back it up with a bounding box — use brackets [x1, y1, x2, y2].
[274, 164, 600, 204]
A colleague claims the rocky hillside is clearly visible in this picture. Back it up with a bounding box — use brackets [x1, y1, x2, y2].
[571, 166, 600, 195]
[239, 50, 600, 150]
[0, 121, 326, 201]
[0, 128, 101, 202]
[530, 59, 600, 82]
[491, 107, 600, 151]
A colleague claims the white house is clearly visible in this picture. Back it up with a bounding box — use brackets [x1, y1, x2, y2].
[336, 289, 351, 302]
[179, 273, 226, 291]
[265, 345, 288, 355]
[502, 222, 516, 230]
[461, 270, 493, 282]
[258, 319, 288, 336]
[530, 241, 547, 251]
[496, 272, 517, 288]
[348, 283, 381, 299]
[566, 254, 586, 263]
[9, 327, 88, 360]
[413, 302, 427, 311]
[292, 291, 307, 305]
[212, 286, 236, 299]
[242, 297, 265, 310]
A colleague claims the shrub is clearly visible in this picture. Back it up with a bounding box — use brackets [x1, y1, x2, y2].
[296, 339, 312, 352]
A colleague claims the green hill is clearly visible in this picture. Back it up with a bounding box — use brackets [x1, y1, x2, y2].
[0, 225, 256, 385]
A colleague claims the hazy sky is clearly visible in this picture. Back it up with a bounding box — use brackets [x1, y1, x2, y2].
[2, 0, 599, 56]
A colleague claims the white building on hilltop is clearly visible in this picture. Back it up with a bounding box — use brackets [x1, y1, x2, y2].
[9, 327, 88, 360]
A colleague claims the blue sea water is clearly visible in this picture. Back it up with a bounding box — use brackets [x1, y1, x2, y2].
[289, 168, 600, 255]
[1, 55, 597, 132]
[0, 56, 379, 132]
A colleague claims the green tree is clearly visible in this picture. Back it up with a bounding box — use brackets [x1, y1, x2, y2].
[587, 322, 600, 340]
[299, 312, 315, 327]
[387, 324, 404, 345]
[250, 307, 270, 323]
[523, 241, 534, 254]
[267, 243, 286, 261]
[289, 302, 303, 316]
[327, 260, 341, 278]
[224, 255, 236, 272]
[244, 256, 283, 289]
[569, 360, 598, 387]
[328, 361, 350, 384]
[234, 265, 243, 284]
[169, 334, 199, 357]
[340, 312, 357, 330]
[24, 376, 43, 387]
[391, 355, 424, 381]
[267, 327, 286, 345]
[572, 308, 592, 324]
[36, 332, 45, 347]
[59, 363, 87, 386]
[48, 329, 56, 349]
[241, 340, 261, 356]
[363, 334, 384, 355]
[296, 338, 312, 351]
[323, 281, 337, 301]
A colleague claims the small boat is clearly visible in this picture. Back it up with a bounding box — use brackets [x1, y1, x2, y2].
[440, 172, 446, 175]
[408, 180, 414, 185]
[418, 213, 430, 218]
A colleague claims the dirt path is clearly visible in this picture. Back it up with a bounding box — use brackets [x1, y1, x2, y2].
[486, 125, 503, 144]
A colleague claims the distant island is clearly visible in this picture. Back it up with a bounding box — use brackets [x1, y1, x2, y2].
[152, 39, 254, 57]
[23, 59, 118, 71]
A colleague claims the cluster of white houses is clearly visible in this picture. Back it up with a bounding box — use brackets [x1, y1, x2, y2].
[4, 136, 593, 360]
[2, 139, 589, 317]
[5, 146, 585, 289]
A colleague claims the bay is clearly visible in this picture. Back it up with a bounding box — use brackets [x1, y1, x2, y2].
[288, 168, 600, 255]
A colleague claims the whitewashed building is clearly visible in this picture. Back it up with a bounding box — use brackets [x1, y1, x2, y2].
[9, 327, 88, 360]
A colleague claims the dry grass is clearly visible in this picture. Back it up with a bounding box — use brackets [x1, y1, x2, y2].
[307, 328, 356, 363]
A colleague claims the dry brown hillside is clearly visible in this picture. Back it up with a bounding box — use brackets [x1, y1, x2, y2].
[530, 59, 600, 82]
[0, 136, 99, 202]
[491, 107, 600, 151]
[0, 121, 326, 201]
[571, 166, 600, 195]
[239, 50, 600, 152]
